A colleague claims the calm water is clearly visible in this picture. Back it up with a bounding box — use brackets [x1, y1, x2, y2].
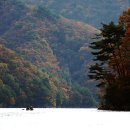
[0, 108, 130, 130]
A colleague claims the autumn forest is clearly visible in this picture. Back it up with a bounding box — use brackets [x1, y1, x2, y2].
[0, 0, 130, 110]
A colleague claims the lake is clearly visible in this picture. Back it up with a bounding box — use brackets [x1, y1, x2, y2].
[0, 108, 130, 130]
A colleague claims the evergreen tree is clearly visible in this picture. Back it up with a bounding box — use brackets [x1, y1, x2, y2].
[89, 22, 130, 110]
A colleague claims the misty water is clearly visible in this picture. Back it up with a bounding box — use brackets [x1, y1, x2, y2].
[0, 108, 130, 130]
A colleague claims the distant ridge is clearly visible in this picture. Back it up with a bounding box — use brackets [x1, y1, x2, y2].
[20, 0, 130, 27]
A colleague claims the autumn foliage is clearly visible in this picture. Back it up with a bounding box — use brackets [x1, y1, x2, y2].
[0, 0, 97, 107]
[89, 8, 130, 111]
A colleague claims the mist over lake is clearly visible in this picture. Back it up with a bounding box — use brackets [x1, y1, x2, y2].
[0, 108, 130, 130]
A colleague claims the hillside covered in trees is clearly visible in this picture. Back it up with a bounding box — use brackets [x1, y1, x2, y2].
[21, 0, 130, 27]
[2, 0, 129, 110]
[0, 0, 98, 107]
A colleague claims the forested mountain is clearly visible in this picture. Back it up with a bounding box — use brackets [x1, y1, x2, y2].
[0, 0, 98, 107]
[0, 44, 56, 107]
[20, 0, 130, 27]
[16, 0, 130, 110]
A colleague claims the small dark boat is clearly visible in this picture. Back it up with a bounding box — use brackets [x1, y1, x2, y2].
[26, 107, 30, 111]
[30, 106, 33, 111]
[26, 106, 34, 111]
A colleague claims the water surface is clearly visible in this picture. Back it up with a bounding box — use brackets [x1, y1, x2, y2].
[0, 108, 129, 130]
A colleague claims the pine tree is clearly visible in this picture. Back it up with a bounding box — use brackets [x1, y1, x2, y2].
[89, 22, 129, 110]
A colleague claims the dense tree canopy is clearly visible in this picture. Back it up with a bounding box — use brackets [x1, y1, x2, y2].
[0, 44, 54, 107]
[0, 0, 98, 108]
[89, 9, 130, 110]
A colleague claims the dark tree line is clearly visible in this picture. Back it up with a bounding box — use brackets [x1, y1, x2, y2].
[89, 9, 130, 111]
